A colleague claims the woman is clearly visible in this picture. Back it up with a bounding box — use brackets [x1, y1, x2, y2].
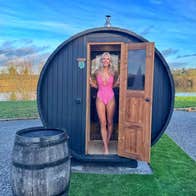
[89, 52, 120, 154]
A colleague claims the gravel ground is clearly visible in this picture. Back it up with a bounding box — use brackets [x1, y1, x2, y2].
[0, 111, 195, 195]
[0, 119, 42, 196]
[166, 111, 196, 161]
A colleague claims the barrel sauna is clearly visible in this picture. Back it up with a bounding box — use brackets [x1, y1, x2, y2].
[37, 26, 175, 164]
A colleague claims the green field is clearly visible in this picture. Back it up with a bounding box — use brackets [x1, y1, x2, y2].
[0, 96, 195, 119]
[0, 100, 38, 119]
[69, 135, 196, 196]
[174, 96, 196, 108]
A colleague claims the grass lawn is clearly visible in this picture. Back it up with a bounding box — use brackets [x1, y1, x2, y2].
[69, 134, 196, 196]
[0, 100, 38, 119]
[175, 96, 196, 108]
[0, 96, 195, 119]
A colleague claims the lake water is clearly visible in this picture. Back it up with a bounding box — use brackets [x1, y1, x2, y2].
[175, 92, 196, 97]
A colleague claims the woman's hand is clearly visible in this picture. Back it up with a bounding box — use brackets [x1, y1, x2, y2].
[89, 77, 97, 88]
[113, 76, 120, 87]
[116, 77, 120, 86]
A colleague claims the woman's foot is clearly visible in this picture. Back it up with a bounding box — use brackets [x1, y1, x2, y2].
[104, 149, 109, 155]
[107, 133, 112, 145]
[103, 145, 109, 155]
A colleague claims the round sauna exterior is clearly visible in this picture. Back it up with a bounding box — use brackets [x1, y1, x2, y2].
[37, 27, 175, 163]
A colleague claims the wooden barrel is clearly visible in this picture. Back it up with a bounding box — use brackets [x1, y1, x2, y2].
[11, 127, 71, 196]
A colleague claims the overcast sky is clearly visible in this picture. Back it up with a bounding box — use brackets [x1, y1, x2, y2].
[0, 0, 196, 73]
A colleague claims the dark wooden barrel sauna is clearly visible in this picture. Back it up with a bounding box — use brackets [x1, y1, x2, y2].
[11, 127, 71, 196]
[37, 26, 175, 163]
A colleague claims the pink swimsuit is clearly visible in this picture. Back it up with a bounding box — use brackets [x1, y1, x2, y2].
[97, 74, 114, 105]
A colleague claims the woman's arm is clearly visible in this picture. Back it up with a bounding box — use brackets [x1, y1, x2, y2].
[113, 77, 120, 87]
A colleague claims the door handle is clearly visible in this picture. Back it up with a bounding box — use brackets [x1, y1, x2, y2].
[75, 98, 82, 104]
[145, 98, 151, 102]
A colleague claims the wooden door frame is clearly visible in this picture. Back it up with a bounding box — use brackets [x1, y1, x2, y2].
[85, 42, 124, 154]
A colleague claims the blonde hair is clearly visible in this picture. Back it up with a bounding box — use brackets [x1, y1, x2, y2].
[98, 52, 115, 75]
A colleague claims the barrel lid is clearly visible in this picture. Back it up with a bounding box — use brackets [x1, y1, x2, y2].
[15, 127, 68, 145]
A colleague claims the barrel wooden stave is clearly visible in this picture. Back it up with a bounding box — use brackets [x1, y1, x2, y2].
[12, 161, 71, 196]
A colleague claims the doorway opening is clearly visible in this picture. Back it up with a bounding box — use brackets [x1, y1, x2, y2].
[86, 43, 122, 155]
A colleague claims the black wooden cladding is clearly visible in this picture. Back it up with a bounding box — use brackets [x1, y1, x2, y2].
[37, 27, 175, 157]
[152, 54, 174, 144]
[39, 37, 87, 155]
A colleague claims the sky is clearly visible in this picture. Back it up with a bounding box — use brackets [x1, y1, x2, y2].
[0, 0, 196, 73]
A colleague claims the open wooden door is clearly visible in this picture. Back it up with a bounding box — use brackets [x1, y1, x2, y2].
[118, 42, 154, 162]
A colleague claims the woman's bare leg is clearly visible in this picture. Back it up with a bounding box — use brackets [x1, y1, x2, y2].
[96, 98, 108, 154]
[106, 98, 115, 144]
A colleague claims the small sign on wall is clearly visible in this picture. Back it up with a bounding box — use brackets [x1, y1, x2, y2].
[77, 58, 86, 69]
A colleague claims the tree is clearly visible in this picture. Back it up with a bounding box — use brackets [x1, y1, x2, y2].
[8, 65, 18, 76]
[19, 61, 33, 75]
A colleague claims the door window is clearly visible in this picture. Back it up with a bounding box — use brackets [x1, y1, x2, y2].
[127, 49, 146, 90]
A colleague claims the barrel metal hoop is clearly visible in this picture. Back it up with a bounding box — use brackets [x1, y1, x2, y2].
[12, 183, 70, 196]
[15, 137, 67, 148]
[12, 156, 70, 170]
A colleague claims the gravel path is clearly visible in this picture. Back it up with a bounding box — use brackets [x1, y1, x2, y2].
[0, 111, 195, 195]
